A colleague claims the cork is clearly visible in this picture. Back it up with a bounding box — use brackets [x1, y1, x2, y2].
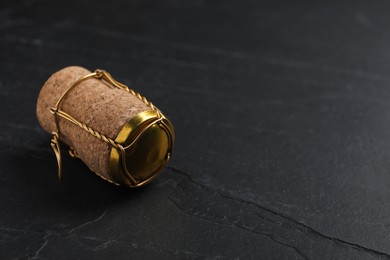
[36, 66, 150, 183]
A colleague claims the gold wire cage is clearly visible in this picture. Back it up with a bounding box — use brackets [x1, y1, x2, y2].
[49, 69, 174, 187]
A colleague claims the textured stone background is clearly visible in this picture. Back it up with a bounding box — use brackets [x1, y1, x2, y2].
[1, 0, 390, 259]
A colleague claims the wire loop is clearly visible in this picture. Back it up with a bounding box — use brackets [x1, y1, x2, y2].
[50, 69, 163, 185]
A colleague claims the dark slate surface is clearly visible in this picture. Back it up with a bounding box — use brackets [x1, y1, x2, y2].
[1, 0, 390, 259]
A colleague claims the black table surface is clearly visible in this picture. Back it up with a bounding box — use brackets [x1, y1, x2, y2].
[2, 0, 390, 259]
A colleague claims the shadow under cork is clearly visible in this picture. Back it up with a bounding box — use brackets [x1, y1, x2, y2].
[7, 140, 151, 212]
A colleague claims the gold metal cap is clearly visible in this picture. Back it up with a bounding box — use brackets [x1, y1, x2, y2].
[109, 110, 174, 187]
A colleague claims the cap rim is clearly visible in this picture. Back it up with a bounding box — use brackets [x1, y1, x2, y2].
[109, 110, 174, 187]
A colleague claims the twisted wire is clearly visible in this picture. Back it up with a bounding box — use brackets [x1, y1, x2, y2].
[53, 109, 122, 150]
[99, 70, 162, 118]
[50, 69, 162, 185]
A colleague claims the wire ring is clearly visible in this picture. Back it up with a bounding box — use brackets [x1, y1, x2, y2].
[49, 69, 164, 185]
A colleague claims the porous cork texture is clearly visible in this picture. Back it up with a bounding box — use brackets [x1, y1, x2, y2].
[36, 66, 149, 181]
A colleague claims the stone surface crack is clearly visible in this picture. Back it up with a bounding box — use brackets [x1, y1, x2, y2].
[218, 192, 390, 259]
[168, 190, 308, 259]
[167, 166, 390, 259]
[69, 210, 108, 234]
[168, 193, 308, 260]
[31, 232, 51, 259]
[76, 236, 119, 251]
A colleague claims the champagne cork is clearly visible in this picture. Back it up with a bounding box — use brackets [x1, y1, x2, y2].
[36, 66, 174, 187]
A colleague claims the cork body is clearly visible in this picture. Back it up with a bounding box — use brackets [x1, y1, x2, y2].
[36, 66, 149, 182]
